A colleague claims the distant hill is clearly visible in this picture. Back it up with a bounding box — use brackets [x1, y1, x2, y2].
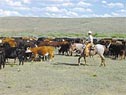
[0, 17, 125, 37]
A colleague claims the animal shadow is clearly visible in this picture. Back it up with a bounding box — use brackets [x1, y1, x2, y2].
[53, 62, 79, 66]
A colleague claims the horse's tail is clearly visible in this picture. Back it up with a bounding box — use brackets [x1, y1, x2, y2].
[107, 42, 111, 49]
[104, 42, 111, 55]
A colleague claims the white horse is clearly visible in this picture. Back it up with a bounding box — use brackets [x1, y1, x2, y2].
[78, 44, 106, 66]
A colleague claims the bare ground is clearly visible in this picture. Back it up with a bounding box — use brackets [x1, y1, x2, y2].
[0, 54, 126, 95]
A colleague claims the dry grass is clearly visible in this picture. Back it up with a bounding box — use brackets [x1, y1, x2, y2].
[0, 54, 126, 95]
[0, 17, 126, 37]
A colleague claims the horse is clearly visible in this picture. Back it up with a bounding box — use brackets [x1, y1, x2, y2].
[78, 43, 106, 66]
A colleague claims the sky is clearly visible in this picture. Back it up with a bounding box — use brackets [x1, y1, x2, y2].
[0, 0, 126, 18]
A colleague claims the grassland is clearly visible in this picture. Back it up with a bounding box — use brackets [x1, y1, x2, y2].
[0, 17, 126, 38]
[0, 17, 126, 95]
[0, 54, 126, 95]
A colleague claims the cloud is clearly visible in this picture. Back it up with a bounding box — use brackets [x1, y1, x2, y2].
[102, 1, 107, 4]
[48, 0, 64, 1]
[43, 10, 79, 18]
[120, 9, 126, 13]
[77, 1, 92, 7]
[5, 0, 23, 7]
[66, 11, 79, 17]
[0, 9, 22, 16]
[107, 3, 124, 8]
[111, 9, 126, 17]
[111, 12, 120, 16]
[72, 7, 92, 13]
[45, 0, 69, 2]
[102, 14, 112, 17]
[92, 13, 112, 17]
[0, 0, 125, 17]
[22, 0, 31, 4]
[2, 0, 31, 12]
[61, 2, 74, 7]
[102, 1, 124, 8]
[45, 6, 61, 13]
[14, 6, 31, 11]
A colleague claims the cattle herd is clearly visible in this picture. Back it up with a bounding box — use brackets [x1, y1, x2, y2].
[0, 36, 126, 69]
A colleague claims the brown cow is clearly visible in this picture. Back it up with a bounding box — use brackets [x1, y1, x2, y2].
[27, 46, 55, 61]
[2, 37, 17, 47]
[37, 40, 69, 47]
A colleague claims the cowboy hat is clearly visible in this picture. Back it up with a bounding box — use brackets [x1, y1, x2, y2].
[88, 31, 92, 34]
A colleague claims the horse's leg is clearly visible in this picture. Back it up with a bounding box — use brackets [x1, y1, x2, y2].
[102, 55, 105, 66]
[6, 58, 8, 63]
[103, 59, 105, 66]
[70, 51, 73, 56]
[0, 64, 1, 69]
[3, 62, 5, 68]
[0, 56, 2, 69]
[19, 58, 21, 65]
[99, 55, 105, 67]
[19, 61, 21, 65]
[14, 58, 16, 63]
[100, 55, 103, 66]
[22, 61, 24, 65]
[21, 60, 24, 65]
[83, 56, 88, 66]
[78, 56, 82, 66]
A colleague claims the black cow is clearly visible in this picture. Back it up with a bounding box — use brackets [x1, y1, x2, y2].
[0, 48, 6, 69]
[4, 47, 17, 63]
[109, 43, 126, 59]
[58, 43, 71, 55]
[16, 48, 26, 65]
[3, 42, 26, 64]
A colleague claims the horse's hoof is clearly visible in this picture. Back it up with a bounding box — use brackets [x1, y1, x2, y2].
[85, 64, 88, 66]
[83, 64, 88, 66]
[99, 64, 103, 67]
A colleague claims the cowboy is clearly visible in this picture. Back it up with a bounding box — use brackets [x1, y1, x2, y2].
[85, 31, 94, 56]
[87, 31, 93, 44]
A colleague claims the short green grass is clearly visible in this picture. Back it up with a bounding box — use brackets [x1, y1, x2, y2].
[1, 31, 126, 39]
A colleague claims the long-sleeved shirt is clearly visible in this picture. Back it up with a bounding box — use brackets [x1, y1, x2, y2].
[88, 35, 93, 43]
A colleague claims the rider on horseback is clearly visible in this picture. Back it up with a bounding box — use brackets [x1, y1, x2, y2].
[85, 31, 94, 56]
